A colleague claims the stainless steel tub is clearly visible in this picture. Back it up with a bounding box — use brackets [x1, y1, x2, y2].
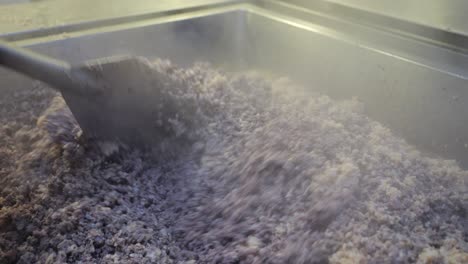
[2, 1, 468, 166]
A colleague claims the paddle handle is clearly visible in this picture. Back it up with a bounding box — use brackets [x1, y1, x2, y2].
[0, 41, 100, 95]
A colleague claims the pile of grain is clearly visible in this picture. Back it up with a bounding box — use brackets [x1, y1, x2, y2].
[0, 60, 466, 263]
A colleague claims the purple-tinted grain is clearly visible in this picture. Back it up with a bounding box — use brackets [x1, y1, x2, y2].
[0, 60, 466, 264]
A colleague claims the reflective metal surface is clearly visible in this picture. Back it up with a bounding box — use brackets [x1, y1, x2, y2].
[0, 0, 242, 38]
[2, 0, 468, 166]
[306, 0, 468, 36]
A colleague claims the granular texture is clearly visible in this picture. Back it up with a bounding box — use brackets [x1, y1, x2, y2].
[0, 60, 467, 264]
